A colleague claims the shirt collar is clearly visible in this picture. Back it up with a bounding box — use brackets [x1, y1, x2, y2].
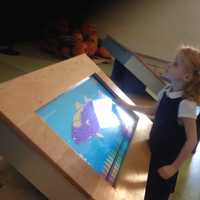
[166, 85, 183, 99]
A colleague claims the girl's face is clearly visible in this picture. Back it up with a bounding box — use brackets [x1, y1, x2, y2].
[163, 53, 189, 83]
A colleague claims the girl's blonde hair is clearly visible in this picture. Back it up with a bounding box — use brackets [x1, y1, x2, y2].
[178, 46, 200, 103]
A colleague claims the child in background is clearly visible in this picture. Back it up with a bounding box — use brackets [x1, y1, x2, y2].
[118, 46, 200, 200]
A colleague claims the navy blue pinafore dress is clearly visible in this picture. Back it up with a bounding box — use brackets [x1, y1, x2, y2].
[144, 92, 186, 200]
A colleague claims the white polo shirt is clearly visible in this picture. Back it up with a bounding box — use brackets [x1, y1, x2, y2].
[158, 85, 198, 119]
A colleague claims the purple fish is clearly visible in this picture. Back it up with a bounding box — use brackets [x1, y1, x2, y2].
[72, 101, 100, 144]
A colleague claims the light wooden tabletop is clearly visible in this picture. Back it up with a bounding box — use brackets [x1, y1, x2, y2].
[0, 54, 152, 200]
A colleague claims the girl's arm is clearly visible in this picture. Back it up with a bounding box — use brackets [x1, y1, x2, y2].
[117, 97, 159, 116]
[172, 118, 197, 169]
[158, 118, 197, 179]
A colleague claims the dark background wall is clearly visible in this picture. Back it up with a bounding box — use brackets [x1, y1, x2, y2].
[0, 0, 115, 43]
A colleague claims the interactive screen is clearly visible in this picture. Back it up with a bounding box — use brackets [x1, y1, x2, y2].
[36, 75, 138, 185]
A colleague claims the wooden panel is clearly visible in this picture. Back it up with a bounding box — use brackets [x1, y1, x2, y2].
[0, 120, 88, 200]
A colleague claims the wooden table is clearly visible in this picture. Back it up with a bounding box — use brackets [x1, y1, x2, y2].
[0, 54, 152, 200]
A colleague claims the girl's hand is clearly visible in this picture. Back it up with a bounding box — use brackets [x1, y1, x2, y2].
[158, 164, 178, 180]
